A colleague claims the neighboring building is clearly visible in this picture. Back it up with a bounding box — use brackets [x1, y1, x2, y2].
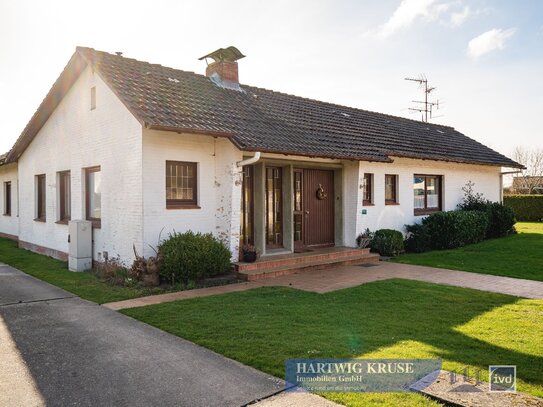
[0, 47, 522, 264]
[511, 176, 543, 194]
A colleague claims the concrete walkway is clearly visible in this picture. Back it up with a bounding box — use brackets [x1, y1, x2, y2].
[0, 263, 286, 406]
[103, 262, 543, 310]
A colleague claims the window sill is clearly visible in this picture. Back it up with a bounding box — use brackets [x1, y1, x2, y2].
[3, 214, 11, 217]
[87, 219, 101, 229]
[362, 201, 374, 206]
[34, 218, 46, 223]
[385, 202, 400, 206]
[414, 209, 441, 216]
[55, 219, 70, 225]
[166, 205, 201, 210]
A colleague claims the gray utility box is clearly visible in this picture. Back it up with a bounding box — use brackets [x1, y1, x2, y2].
[68, 220, 92, 272]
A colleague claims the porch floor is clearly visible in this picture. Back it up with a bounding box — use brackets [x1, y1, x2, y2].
[234, 246, 380, 281]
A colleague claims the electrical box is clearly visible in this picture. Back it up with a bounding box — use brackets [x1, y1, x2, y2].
[68, 220, 92, 272]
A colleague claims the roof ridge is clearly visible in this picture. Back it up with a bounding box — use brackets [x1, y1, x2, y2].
[77, 46, 455, 131]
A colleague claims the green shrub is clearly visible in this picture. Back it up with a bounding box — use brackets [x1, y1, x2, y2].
[370, 229, 404, 257]
[504, 195, 543, 221]
[405, 210, 489, 252]
[485, 202, 516, 238]
[158, 231, 231, 284]
[460, 201, 516, 239]
[404, 223, 432, 253]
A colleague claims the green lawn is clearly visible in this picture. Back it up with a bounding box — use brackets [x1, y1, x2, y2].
[0, 238, 164, 304]
[122, 280, 543, 406]
[393, 222, 543, 281]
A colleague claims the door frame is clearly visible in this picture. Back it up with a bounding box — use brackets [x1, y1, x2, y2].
[296, 168, 336, 248]
[244, 159, 344, 256]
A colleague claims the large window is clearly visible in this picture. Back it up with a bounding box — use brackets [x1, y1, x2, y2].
[385, 174, 398, 204]
[362, 173, 373, 205]
[36, 174, 46, 221]
[414, 175, 442, 215]
[86, 167, 101, 225]
[58, 171, 71, 222]
[4, 182, 11, 216]
[166, 161, 198, 209]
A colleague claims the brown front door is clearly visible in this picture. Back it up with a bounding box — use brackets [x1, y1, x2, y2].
[297, 169, 335, 248]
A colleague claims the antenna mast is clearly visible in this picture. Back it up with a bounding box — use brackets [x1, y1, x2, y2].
[404, 75, 441, 122]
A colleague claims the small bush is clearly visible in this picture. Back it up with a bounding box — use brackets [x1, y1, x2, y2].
[485, 202, 516, 238]
[94, 256, 136, 287]
[404, 223, 432, 253]
[504, 194, 543, 221]
[457, 181, 515, 238]
[158, 231, 231, 284]
[405, 210, 489, 252]
[371, 229, 404, 257]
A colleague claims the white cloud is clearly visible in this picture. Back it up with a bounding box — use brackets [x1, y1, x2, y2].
[366, 0, 451, 39]
[449, 5, 470, 26]
[467, 28, 516, 59]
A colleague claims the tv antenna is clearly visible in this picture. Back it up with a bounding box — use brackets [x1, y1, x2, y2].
[405, 74, 441, 122]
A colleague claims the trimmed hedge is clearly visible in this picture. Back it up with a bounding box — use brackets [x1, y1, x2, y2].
[405, 210, 489, 252]
[158, 231, 231, 284]
[504, 195, 543, 221]
[370, 229, 404, 257]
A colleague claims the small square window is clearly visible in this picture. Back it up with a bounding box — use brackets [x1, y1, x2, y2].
[166, 161, 198, 209]
[90, 86, 96, 110]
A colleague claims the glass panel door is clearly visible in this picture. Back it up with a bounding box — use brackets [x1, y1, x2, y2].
[266, 167, 283, 248]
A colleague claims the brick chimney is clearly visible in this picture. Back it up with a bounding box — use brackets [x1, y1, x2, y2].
[199, 46, 245, 85]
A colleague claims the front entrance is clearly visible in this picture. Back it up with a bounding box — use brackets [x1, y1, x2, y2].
[294, 168, 335, 249]
[240, 164, 337, 256]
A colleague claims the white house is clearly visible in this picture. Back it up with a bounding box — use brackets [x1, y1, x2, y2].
[0, 46, 522, 266]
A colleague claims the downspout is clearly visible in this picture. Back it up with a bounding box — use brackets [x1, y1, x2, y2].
[236, 151, 261, 167]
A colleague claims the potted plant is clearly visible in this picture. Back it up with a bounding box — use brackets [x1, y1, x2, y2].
[241, 244, 259, 263]
[356, 228, 373, 249]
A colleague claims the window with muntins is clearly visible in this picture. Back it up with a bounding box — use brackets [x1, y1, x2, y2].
[414, 175, 442, 215]
[166, 161, 198, 209]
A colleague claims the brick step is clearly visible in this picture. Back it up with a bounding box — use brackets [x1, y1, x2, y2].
[234, 248, 371, 272]
[237, 252, 380, 281]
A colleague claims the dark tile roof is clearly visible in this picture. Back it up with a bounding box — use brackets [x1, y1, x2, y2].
[6, 47, 523, 168]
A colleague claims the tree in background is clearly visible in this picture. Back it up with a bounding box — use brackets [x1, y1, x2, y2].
[512, 146, 543, 194]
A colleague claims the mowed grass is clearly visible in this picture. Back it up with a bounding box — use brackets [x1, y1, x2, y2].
[0, 238, 163, 304]
[122, 280, 543, 406]
[393, 222, 543, 281]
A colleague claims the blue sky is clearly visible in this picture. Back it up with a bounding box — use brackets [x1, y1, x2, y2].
[1, 0, 542, 159]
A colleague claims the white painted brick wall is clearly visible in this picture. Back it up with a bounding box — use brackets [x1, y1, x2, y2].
[0, 163, 19, 237]
[17, 67, 143, 263]
[142, 130, 242, 260]
[343, 157, 501, 246]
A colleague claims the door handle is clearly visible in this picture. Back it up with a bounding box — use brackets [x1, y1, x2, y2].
[305, 210, 310, 215]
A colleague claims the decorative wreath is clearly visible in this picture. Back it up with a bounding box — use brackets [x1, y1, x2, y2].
[316, 184, 328, 200]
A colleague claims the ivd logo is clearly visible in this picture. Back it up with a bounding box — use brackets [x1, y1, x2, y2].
[489, 365, 516, 392]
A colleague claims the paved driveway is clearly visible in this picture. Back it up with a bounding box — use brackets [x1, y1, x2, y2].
[0, 264, 283, 407]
